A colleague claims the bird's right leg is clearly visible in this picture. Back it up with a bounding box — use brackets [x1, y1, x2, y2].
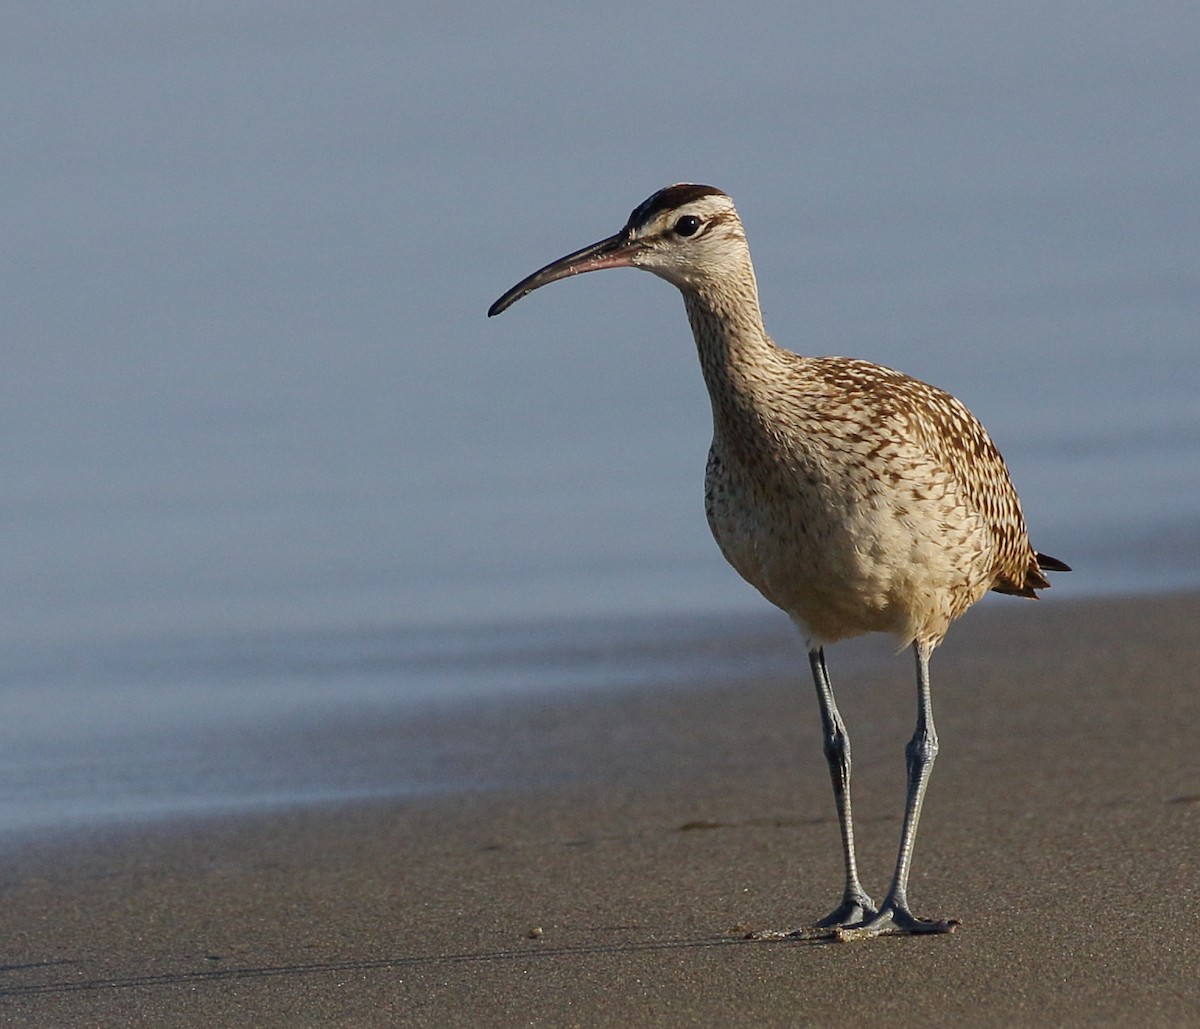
[808, 647, 875, 927]
[747, 647, 875, 940]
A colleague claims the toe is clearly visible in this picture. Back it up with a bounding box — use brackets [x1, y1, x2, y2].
[815, 898, 878, 929]
[834, 905, 959, 941]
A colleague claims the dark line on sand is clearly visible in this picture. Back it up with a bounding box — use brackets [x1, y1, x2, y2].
[0, 934, 829, 997]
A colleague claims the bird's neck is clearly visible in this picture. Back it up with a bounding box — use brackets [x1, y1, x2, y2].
[681, 272, 786, 430]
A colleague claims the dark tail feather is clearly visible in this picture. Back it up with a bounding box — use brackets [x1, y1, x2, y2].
[1036, 553, 1071, 573]
[992, 552, 1071, 598]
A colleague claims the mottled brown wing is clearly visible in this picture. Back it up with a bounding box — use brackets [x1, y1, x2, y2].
[822, 359, 1048, 596]
[896, 374, 1049, 595]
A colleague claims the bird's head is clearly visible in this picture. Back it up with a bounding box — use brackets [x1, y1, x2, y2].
[488, 184, 749, 316]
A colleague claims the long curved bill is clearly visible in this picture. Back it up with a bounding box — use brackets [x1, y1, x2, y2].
[487, 230, 643, 317]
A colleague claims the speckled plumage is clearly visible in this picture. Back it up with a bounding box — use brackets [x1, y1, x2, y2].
[489, 184, 1068, 939]
[697, 338, 1046, 647]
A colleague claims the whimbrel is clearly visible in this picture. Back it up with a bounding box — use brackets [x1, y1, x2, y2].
[488, 184, 1068, 940]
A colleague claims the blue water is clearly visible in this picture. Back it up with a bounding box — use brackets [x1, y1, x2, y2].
[1, 3, 1197, 835]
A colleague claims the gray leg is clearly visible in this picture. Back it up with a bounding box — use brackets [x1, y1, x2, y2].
[809, 647, 876, 927]
[835, 639, 958, 940]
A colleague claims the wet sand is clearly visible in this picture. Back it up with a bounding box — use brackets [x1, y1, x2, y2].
[1, 592, 1197, 1026]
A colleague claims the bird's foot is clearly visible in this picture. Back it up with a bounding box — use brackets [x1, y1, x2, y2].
[831, 902, 958, 942]
[744, 893, 877, 940]
[815, 894, 877, 929]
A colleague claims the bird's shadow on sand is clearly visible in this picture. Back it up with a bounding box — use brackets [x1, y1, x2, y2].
[0, 933, 841, 997]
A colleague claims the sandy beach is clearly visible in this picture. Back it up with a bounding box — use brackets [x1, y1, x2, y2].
[1, 591, 1197, 1026]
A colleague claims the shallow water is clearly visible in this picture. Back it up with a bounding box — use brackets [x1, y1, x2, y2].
[1, 3, 1196, 834]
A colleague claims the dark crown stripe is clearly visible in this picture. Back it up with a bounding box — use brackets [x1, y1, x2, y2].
[626, 184, 726, 228]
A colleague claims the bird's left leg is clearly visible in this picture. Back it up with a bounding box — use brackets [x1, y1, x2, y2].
[835, 639, 958, 940]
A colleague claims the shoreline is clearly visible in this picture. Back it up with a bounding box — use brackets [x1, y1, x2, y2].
[2, 590, 1198, 1025]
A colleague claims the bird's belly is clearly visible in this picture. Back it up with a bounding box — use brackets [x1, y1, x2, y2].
[704, 451, 993, 646]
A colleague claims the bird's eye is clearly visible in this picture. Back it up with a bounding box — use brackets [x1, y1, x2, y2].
[674, 215, 702, 237]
